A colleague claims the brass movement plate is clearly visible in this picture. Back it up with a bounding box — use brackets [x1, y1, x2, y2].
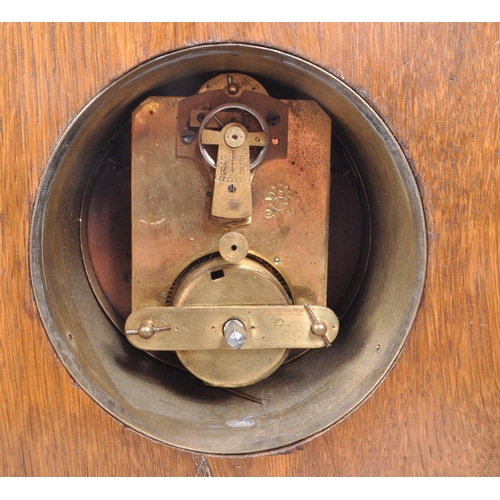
[130, 72, 333, 386]
[131, 74, 332, 311]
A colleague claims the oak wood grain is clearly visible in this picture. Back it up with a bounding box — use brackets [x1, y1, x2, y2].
[1, 22, 499, 476]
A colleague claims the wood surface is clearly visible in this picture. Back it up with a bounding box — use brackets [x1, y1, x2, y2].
[1, 22, 499, 476]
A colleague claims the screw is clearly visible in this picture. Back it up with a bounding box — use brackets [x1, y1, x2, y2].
[181, 129, 196, 144]
[223, 319, 247, 349]
[311, 321, 328, 337]
[266, 111, 281, 126]
[138, 322, 155, 339]
[227, 82, 239, 95]
[197, 112, 206, 123]
[228, 184, 237, 193]
[304, 303, 331, 347]
[126, 322, 171, 338]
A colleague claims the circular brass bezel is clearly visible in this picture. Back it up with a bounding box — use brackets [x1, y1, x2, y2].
[30, 44, 426, 455]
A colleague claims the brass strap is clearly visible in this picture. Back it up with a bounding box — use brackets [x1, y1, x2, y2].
[125, 305, 339, 351]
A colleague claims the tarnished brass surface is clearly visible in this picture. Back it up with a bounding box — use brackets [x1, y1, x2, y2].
[131, 81, 332, 313]
[125, 305, 338, 350]
[130, 73, 333, 386]
[79, 102, 368, 374]
[79, 122, 367, 341]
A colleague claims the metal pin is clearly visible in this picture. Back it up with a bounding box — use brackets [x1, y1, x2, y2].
[126, 322, 171, 339]
[304, 304, 331, 347]
[223, 388, 264, 405]
[227, 74, 239, 95]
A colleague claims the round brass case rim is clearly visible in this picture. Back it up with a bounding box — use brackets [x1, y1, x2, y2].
[30, 43, 426, 455]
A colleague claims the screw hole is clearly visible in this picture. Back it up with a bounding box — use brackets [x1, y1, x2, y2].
[231, 245, 237, 251]
[272, 137, 279, 145]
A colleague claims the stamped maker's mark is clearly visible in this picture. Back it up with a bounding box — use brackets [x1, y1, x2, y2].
[264, 182, 294, 218]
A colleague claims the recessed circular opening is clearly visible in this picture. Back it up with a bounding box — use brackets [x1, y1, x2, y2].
[30, 44, 426, 454]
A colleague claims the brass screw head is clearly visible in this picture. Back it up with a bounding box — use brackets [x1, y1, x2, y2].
[138, 322, 155, 339]
[227, 82, 239, 95]
[224, 126, 246, 148]
[311, 321, 328, 337]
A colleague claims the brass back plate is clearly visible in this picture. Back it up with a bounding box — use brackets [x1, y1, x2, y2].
[131, 91, 331, 310]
